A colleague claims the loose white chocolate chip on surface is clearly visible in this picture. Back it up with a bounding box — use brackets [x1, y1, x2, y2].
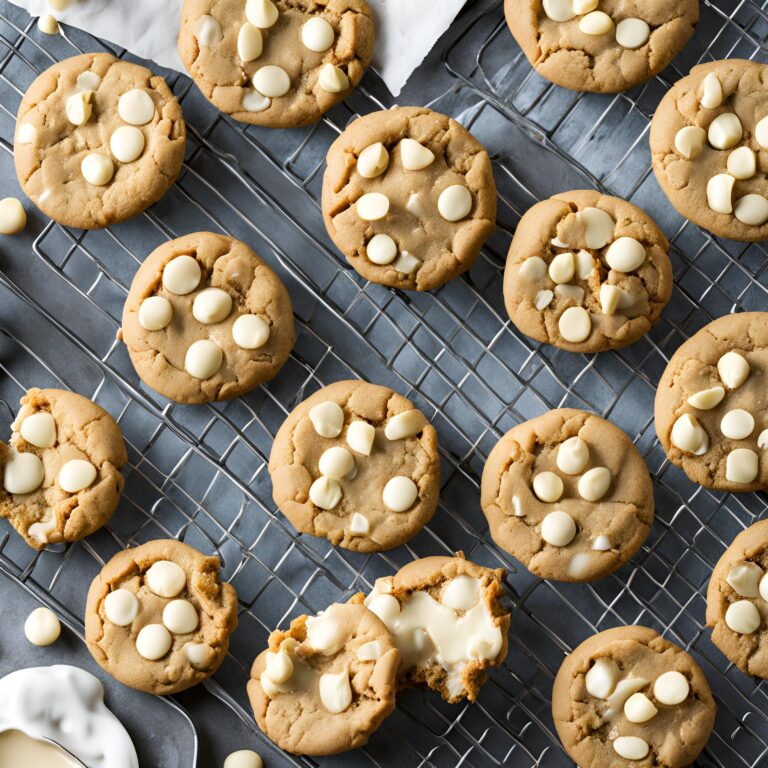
[592, 534, 611, 551]
[366, 233, 397, 265]
[104, 588, 139, 626]
[232, 314, 270, 349]
[24, 607, 60, 646]
[727, 562, 763, 598]
[356, 192, 390, 221]
[195, 15, 223, 46]
[349, 512, 370, 535]
[613, 736, 649, 761]
[674, 126, 707, 160]
[556, 436, 589, 475]
[346, 420, 374, 455]
[301, 16, 335, 52]
[542, 0, 575, 22]
[185, 339, 223, 379]
[558, 306, 592, 343]
[310, 401, 344, 438]
[734, 194, 768, 226]
[624, 692, 657, 723]
[708, 113, 743, 150]
[385, 410, 426, 440]
[163, 599, 199, 634]
[718, 351, 750, 389]
[81, 153, 114, 186]
[535, 290, 554, 310]
[725, 599, 760, 634]
[654, 671, 690, 705]
[58, 459, 96, 493]
[700, 72, 723, 109]
[615, 18, 650, 49]
[254, 65, 291, 97]
[242, 90, 271, 112]
[37, 14, 58, 34]
[579, 11, 613, 35]
[309, 476, 342, 510]
[192, 287, 233, 325]
[548, 252, 575, 284]
[541, 510, 577, 547]
[520, 256, 547, 281]
[605, 237, 645, 273]
[532, 471, 564, 503]
[687, 386, 725, 410]
[65, 91, 93, 126]
[319, 668, 352, 713]
[20, 412, 56, 448]
[437, 185, 472, 222]
[185, 642, 214, 669]
[224, 751, 263, 768]
[318, 446, 355, 480]
[356, 640, 382, 661]
[2, 451, 44, 495]
[585, 657, 619, 699]
[400, 138, 435, 171]
[357, 143, 389, 179]
[720, 409, 755, 440]
[163, 256, 202, 295]
[135, 624, 172, 660]
[110, 125, 145, 163]
[146, 560, 186, 598]
[727, 146, 756, 180]
[238, 22, 263, 62]
[382, 476, 418, 512]
[726, 448, 759, 484]
[599, 284, 621, 316]
[318, 64, 349, 93]
[578, 466, 611, 502]
[118, 89, 155, 126]
[246, 0, 279, 28]
[670, 413, 709, 455]
[706, 173, 734, 214]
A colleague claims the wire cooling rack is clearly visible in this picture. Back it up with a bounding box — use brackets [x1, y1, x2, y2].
[0, 0, 768, 765]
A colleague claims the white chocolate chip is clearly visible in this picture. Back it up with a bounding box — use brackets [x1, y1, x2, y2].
[309, 476, 342, 510]
[135, 624, 172, 660]
[674, 126, 707, 160]
[615, 18, 649, 49]
[585, 657, 619, 699]
[558, 306, 591, 343]
[2, 451, 44, 495]
[246, 0, 279, 28]
[265, 648, 293, 684]
[592, 534, 611, 551]
[555, 284, 584, 303]
[541, 510, 577, 547]
[58, 459, 96, 493]
[382, 476, 418, 512]
[76, 72, 101, 92]
[535, 290, 554, 310]
[759, 429, 768, 449]
[441, 575, 481, 611]
[700, 72, 723, 109]
[346, 420, 374, 455]
[146, 560, 186, 598]
[163, 599, 199, 634]
[309, 401, 344, 438]
[579, 11, 613, 35]
[259, 671, 291, 697]
[727, 561, 763, 598]
[254, 65, 291, 97]
[670, 413, 709, 455]
[405, 192, 427, 218]
[725, 599, 760, 634]
[16, 122, 36, 145]
[734, 194, 768, 226]
[192, 287, 232, 325]
[760, 573, 768, 603]
[301, 16, 335, 51]
[318, 64, 349, 93]
[24, 607, 60, 646]
[605, 677, 649, 717]
[356, 192, 390, 221]
[624, 692, 657, 723]
[520, 256, 547, 281]
[578, 466, 611, 502]
[599, 284, 622, 316]
[720, 409, 754, 440]
[654, 671, 690, 706]
[81, 153, 114, 186]
[687, 386, 725, 410]
[163, 255, 202, 295]
[318, 446, 355, 480]
[756, 116, 768, 149]
[575, 249, 594, 279]
[20, 412, 56, 448]
[437, 185, 472, 222]
[110, 125, 145, 163]
[556, 436, 589, 475]
[512, 495, 523, 516]
[366, 592, 400, 623]
[357, 143, 389, 179]
[548, 252, 575, 284]
[185, 642, 215, 669]
[542, 0, 575, 22]
[605, 237, 645, 273]
[572, 0, 597, 11]
[613, 736, 649, 762]
[385, 410, 426, 440]
[118, 89, 155, 126]
[393, 251, 421, 274]
[727, 146, 756, 180]
[306, 613, 345, 654]
[185, 339, 223, 379]
[37, 14, 59, 34]
[726, 448, 759, 484]
[224, 752, 263, 768]
[400, 138, 435, 171]
[238, 23, 263, 62]
[349, 512, 369, 535]
[708, 113, 743, 150]
[718, 351, 750, 389]
[367, 233, 397, 265]
[532, 471, 563, 503]
[65, 90, 93, 126]
[104, 589, 139, 626]
[707, 173, 735, 214]
[242, 90, 271, 112]
[232, 314, 270, 349]
[319, 668, 352, 713]
[356, 640, 382, 661]
[195, 15, 223, 46]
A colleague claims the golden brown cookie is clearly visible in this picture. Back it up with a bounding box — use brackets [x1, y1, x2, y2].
[14, 53, 185, 230]
[0, 388, 127, 550]
[120, 232, 295, 405]
[247, 600, 398, 755]
[651, 59, 768, 241]
[365, 555, 509, 703]
[85, 539, 238, 695]
[506, 0, 698, 93]
[503, 190, 673, 352]
[553, 625, 715, 767]
[655, 312, 768, 492]
[480, 409, 653, 582]
[706, 520, 768, 678]
[178, 0, 374, 129]
[321, 106, 497, 291]
[268, 380, 440, 551]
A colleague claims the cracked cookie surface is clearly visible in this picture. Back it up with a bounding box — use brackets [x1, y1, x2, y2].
[269, 380, 440, 551]
[120, 232, 294, 404]
[247, 599, 398, 755]
[655, 312, 768, 492]
[85, 538, 238, 695]
[651, 59, 768, 241]
[505, 0, 698, 94]
[0, 388, 127, 550]
[553, 625, 715, 768]
[178, 0, 374, 129]
[14, 53, 185, 230]
[321, 106, 497, 291]
[504, 191, 672, 352]
[481, 409, 653, 582]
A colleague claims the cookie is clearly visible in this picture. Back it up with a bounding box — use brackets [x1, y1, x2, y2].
[120, 232, 294, 405]
[247, 600, 399, 756]
[365, 555, 509, 703]
[706, 520, 768, 678]
[0, 388, 127, 550]
[14, 53, 185, 230]
[503, 190, 673, 352]
[268, 380, 440, 551]
[552, 626, 716, 767]
[655, 312, 768, 492]
[321, 106, 497, 291]
[85, 539, 238, 695]
[651, 59, 768, 241]
[178, 0, 374, 129]
[506, 0, 698, 94]
[480, 409, 653, 582]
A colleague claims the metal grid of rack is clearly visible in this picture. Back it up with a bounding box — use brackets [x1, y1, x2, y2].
[0, 0, 767, 765]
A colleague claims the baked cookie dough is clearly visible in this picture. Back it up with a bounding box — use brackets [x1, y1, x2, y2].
[247, 600, 398, 756]
[0, 388, 127, 550]
[14, 53, 185, 230]
[85, 539, 238, 695]
[481, 409, 653, 582]
[506, 0, 698, 94]
[655, 312, 768, 492]
[365, 555, 509, 702]
[269, 380, 440, 551]
[178, 0, 374, 129]
[503, 190, 673, 352]
[706, 520, 768, 678]
[321, 106, 497, 291]
[651, 59, 768, 241]
[553, 626, 716, 767]
[120, 232, 294, 404]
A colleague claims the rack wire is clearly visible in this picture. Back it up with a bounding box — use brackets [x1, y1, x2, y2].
[0, 0, 767, 765]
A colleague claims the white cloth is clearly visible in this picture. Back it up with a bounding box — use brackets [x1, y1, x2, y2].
[10, 0, 467, 96]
